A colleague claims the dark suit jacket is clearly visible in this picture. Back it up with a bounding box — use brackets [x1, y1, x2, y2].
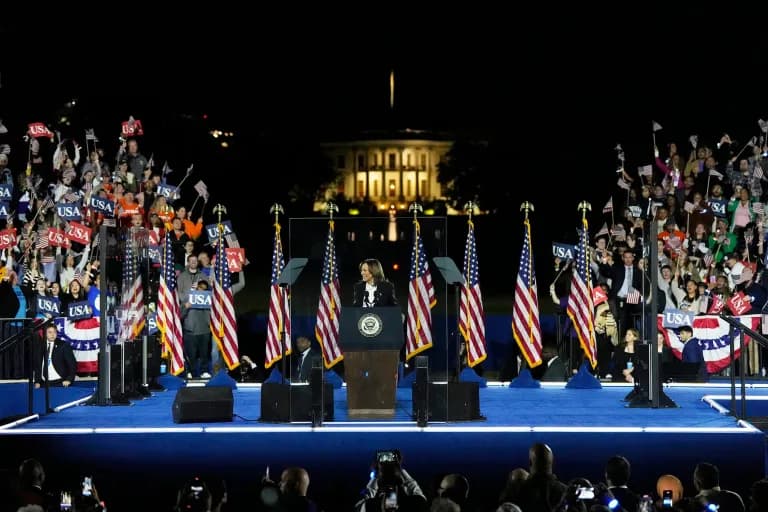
[352, 280, 398, 307]
[598, 262, 647, 301]
[292, 348, 321, 382]
[34, 339, 77, 384]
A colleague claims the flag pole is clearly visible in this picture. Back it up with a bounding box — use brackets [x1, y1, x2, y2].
[408, 202, 424, 347]
[461, 201, 476, 371]
[213, 204, 227, 341]
[520, 201, 535, 347]
[324, 201, 339, 322]
[269, 202, 287, 382]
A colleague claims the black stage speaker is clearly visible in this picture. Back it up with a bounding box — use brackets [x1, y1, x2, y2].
[260, 383, 334, 422]
[172, 386, 234, 423]
[412, 356, 429, 426]
[412, 381, 481, 421]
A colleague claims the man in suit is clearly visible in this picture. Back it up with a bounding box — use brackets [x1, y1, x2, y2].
[599, 250, 646, 337]
[689, 462, 745, 512]
[34, 324, 77, 388]
[353, 258, 398, 307]
[540, 344, 568, 382]
[291, 336, 320, 383]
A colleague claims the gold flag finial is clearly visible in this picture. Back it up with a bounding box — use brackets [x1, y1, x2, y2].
[577, 201, 592, 221]
[520, 201, 534, 220]
[324, 201, 339, 220]
[269, 203, 284, 226]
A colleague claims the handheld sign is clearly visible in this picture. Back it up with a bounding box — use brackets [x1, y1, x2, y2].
[36, 297, 61, 316]
[67, 300, 93, 321]
[0, 228, 17, 249]
[147, 312, 158, 335]
[56, 202, 83, 221]
[47, 228, 70, 248]
[662, 308, 695, 329]
[89, 196, 115, 217]
[708, 199, 726, 218]
[157, 183, 179, 200]
[65, 222, 92, 245]
[552, 242, 576, 260]
[727, 291, 752, 316]
[0, 202, 10, 220]
[205, 221, 233, 244]
[226, 247, 245, 272]
[188, 290, 212, 309]
[0, 184, 12, 200]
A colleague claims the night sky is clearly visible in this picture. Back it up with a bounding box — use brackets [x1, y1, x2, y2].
[2, 9, 768, 299]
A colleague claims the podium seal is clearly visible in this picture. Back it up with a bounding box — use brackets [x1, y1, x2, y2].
[358, 312, 383, 338]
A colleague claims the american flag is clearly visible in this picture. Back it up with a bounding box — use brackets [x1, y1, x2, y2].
[602, 197, 613, 213]
[567, 218, 597, 368]
[315, 221, 343, 368]
[35, 228, 49, 250]
[625, 289, 642, 305]
[211, 232, 240, 370]
[512, 217, 542, 368]
[459, 220, 487, 368]
[118, 239, 144, 342]
[703, 253, 714, 268]
[157, 232, 185, 376]
[406, 220, 436, 360]
[265, 221, 291, 369]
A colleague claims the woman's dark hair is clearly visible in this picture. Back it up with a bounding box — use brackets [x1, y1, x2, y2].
[360, 258, 386, 284]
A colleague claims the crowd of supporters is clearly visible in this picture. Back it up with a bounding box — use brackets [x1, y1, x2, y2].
[4, 444, 767, 511]
[546, 133, 768, 382]
[0, 128, 243, 382]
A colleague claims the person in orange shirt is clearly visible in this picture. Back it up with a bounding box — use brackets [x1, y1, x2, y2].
[118, 191, 144, 228]
[149, 196, 174, 225]
[174, 205, 204, 241]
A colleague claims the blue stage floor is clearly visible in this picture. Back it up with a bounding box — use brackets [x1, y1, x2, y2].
[0, 382, 765, 511]
[2, 383, 761, 429]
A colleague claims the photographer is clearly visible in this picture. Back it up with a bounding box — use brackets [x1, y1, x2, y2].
[356, 450, 426, 512]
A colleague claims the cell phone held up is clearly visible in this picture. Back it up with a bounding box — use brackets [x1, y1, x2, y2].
[662, 489, 674, 508]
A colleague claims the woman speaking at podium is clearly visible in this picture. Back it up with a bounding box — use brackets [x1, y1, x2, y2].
[353, 259, 398, 307]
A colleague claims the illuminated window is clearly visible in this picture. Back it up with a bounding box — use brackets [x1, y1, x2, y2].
[406, 180, 412, 196]
[388, 154, 396, 170]
[388, 180, 396, 197]
[421, 180, 427, 196]
[358, 180, 365, 198]
[420, 154, 426, 170]
[373, 181, 379, 197]
[407, 154, 413, 167]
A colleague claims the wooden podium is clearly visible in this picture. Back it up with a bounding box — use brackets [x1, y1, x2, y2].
[339, 307, 404, 418]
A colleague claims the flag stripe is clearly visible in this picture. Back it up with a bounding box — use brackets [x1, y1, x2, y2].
[567, 218, 597, 368]
[316, 221, 343, 368]
[265, 222, 291, 368]
[512, 218, 543, 368]
[157, 232, 185, 376]
[459, 220, 487, 367]
[406, 220, 435, 360]
[211, 229, 240, 370]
